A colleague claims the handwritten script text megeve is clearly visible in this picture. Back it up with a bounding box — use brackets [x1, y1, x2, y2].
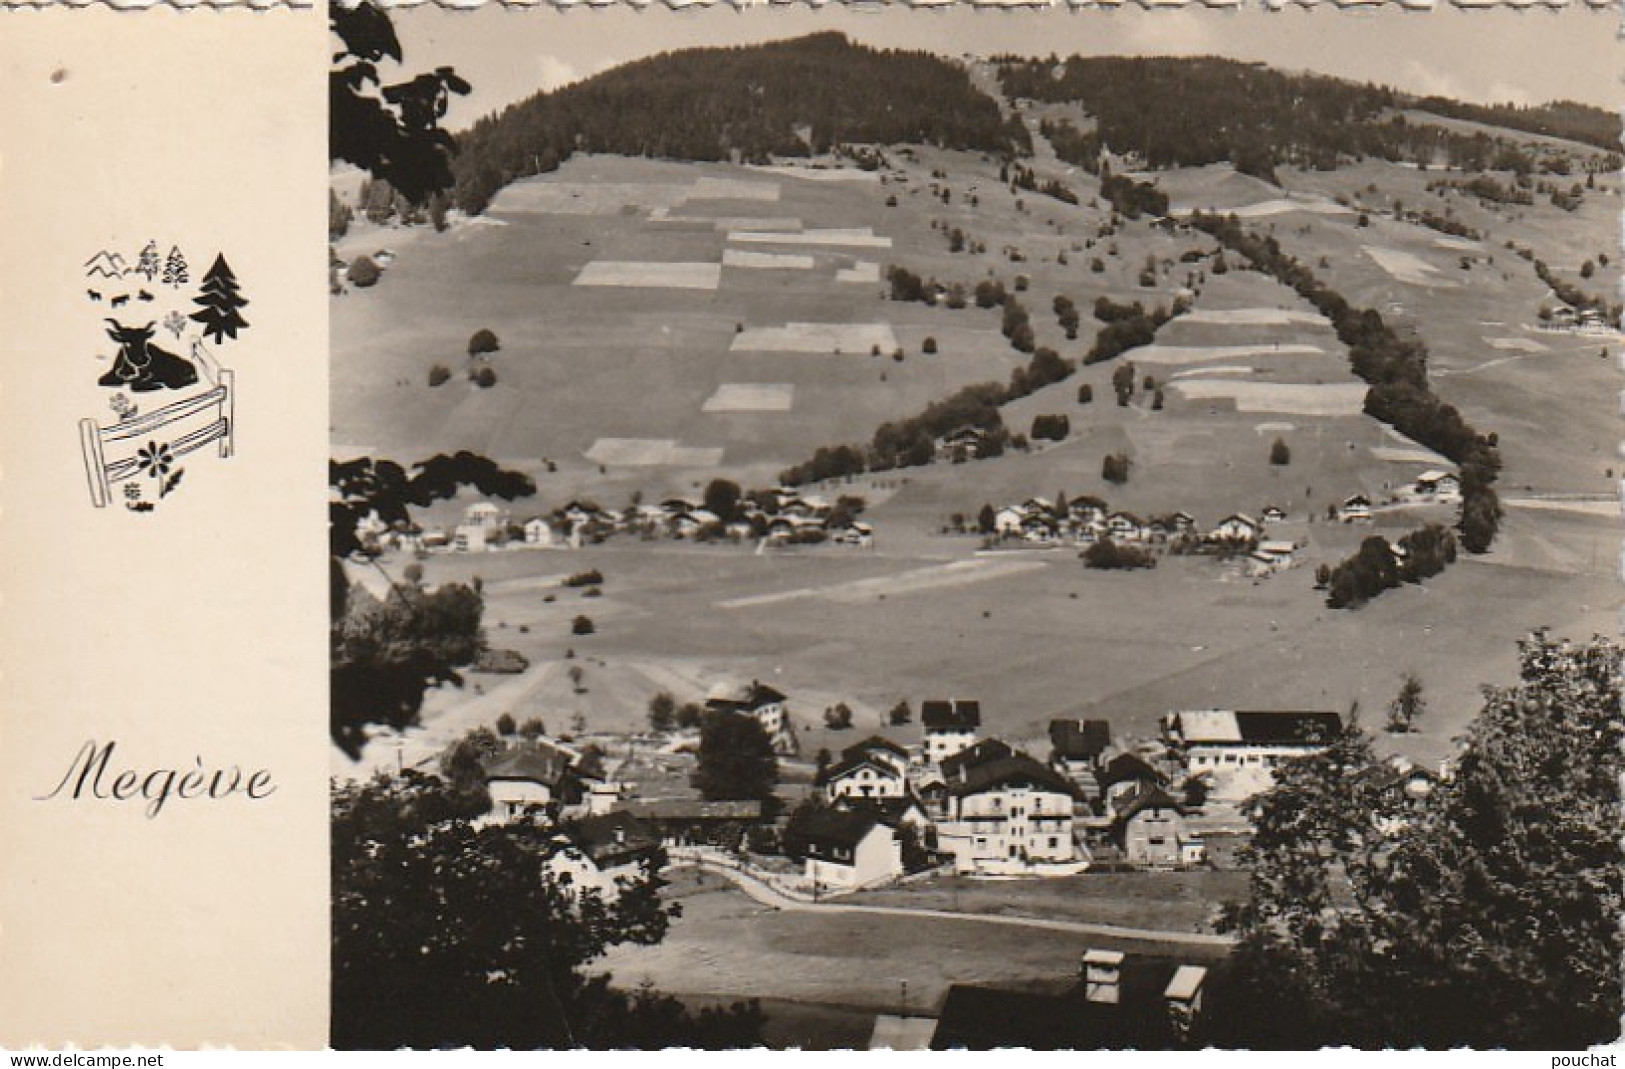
[35, 740, 276, 818]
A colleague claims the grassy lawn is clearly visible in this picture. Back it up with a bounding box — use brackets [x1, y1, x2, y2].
[846, 870, 1249, 933]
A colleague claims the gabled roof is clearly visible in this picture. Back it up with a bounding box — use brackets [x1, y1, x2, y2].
[1215, 513, 1257, 529]
[819, 752, 906, 786]
[1097, 752, 1166, 789]
[930, 957, 1192, 1050]
[841, 735, 910, 763]
[835, 792, 928, 824]
[947, 753, 1079, 799]
[1113, 782, 1185, 824]
[921, 699, 981, 731]
[940, 738, 1014, 779]
[800, 807, 887, 851]
[1049, 719, 1112, 761]
[1233, 710, 1342, 745]
[564, 811, 660, 866]
[482, 744, 575, 787]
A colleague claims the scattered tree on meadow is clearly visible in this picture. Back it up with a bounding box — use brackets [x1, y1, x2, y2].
[468, 328, 500, 357]
[648, 692, 677, 733]
[1385, 673, 1426, 733]
[1270, 437, 1292, 466]
[887, 700, 912, 726]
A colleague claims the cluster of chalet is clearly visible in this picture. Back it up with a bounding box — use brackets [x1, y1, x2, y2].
[1160, 708, 1345, 803]
[474, 738, 664, 901]
[1541, 305, 1613, 333]
[974, 496, 1303, 577]
[804, 700, 1089, 888]
[873, 947, 1219, 1050]
[371, 489, 875, 555]
[1047, 719, 1204, 868]
[977, 495, 1294, 553]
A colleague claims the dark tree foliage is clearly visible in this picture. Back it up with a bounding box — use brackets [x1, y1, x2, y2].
[1216, 633, 1622, 1049]
[331, 579, 485, 760]
[694, 712, 779, 803]
[332, 770, 765, 1049]
[1082, 537, 1154, 570]
[329, 453, 536, 755]
[467, 328, 500, 357]
[451, 33, 1022, 214]
[998, 55, 1591, 175]
[331, 2, 471, 206]
[1411, 96, 1622, 151]
[703, 478, 743, 524]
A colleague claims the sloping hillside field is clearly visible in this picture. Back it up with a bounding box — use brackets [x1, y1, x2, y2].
[333, 45, 1618, 793]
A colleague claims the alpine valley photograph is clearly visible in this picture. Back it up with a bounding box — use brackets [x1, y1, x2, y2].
[327, 1, 1622, 1050]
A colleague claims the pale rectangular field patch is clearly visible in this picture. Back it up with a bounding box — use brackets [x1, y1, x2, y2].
[573, 261, 722, 289]
[732, 322, 899, 354]
[701, 383, 796, 412]
[1169, 365, 1256, 379]
[1434, 235, 1483, 252]
[689, 177, 781, 201]
[729, 228, 893, 249]
[722, 249, 816, 270]
[712, 217, 803, 231]
[716, 558, 1046, 610]
[1484, 336, 1548, 352]
[745, 164, 883, 183]
[492, 181, 691, 215]
[1131, 343, 1324, 366]
[1177, 308, 1325, 327]
[1219, 197, 1353, 219]
[836, 261, 882, 284]
[1363, 245, 1455, 287]
[585, 438, 725, 467]
[1372, 446, 1452, 465]
[1171, 380, 1369, 415]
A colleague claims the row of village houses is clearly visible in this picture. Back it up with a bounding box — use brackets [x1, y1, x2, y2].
[355, 488, 874, 555]
[977, 473, 1461, 571]
[465, 691, 1440, 899]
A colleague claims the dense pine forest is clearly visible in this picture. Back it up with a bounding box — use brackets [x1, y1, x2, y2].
[450, 33, 1023, 215]
[997, 56, 1619, 178]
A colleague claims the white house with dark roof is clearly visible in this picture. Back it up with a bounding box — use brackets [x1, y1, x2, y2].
[1338, 494, 1373, 524]
[921, 699, 982, 764]
[706, 680, 796, 755]
[1161, 709, 1343, 801]
[800, 808, 904, 891]
[1413, 470, 1462, 502]
[934, 747, 1080, 873]
[1210, 514, 1259, 544]
[819, 751, 909, 802]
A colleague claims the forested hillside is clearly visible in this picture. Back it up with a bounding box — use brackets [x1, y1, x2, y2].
[451, 33, 1024, 214]
[998, 56, 1618, 178]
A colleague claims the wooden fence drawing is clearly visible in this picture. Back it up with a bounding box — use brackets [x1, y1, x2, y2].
[80, 340, 234, 507]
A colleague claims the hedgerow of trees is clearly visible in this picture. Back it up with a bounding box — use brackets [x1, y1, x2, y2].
[1190, 210, 1502, 552]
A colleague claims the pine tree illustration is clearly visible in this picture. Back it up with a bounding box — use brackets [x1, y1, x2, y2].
[135, 240, 161, 282]
[189, 254, 250, 344]
[162, 246, 190, 288]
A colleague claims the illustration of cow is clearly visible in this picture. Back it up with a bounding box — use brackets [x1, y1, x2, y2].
[98, 319, 199, 392]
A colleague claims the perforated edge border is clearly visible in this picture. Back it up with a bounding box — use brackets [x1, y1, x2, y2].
[0, 0, 1619, 10]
